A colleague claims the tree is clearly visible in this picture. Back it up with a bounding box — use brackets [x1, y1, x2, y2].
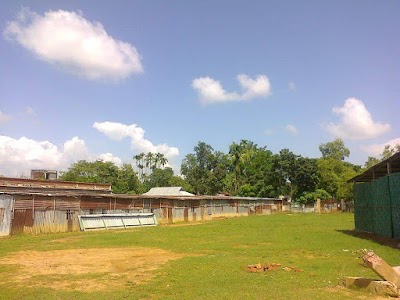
[269, 149, 298, 197]
[319, 138, 350, 161]
[60, 160, 145, 193]
[233, 144, 274, 197]
[362, 144, 400, 170]
[317, 158, 358, 200]
[181, 142, 229, 195]
[134, 152, 168, 182]
[293, 157, 319, 198]
[144, 167, 192, 192]
[229, 142, 242, 193]
[113, 164, 143, 194]
[381, 144, 400, 160]
[60, 160, 119, 184]
[298, 189, 331, 204]
[155, 152, 168, 169]
[145, 152, 155, 174]
[364, 156, 380, 169]
[228, 140, 257, 193]
[134, 152, 145, 182]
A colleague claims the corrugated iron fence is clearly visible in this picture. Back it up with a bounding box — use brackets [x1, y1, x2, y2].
[354, 173, 400, 239]
[1, 194, 281, 235]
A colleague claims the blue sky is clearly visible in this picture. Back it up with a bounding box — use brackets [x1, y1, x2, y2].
[0, 1, 399, 177]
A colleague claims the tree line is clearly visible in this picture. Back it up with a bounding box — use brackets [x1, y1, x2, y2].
[59, 139, 400, 203]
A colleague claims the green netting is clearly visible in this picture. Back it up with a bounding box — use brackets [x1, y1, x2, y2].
[353, 176, 394, 237]
[364, 206, 375, 233]
[392, 208, 400, 239]
[389, 173, 400, 239]
[389, 173, 400, 206]
[373, 207, 392, 237]
[354, 205, 362, 231]
[354, 183, 370, 232]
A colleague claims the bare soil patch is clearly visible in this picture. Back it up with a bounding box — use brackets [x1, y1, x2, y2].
[0, 247, 186, 292]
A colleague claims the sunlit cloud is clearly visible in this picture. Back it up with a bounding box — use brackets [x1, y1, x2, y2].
[192, 74, 271, 104]
[0, 111, 12, 125]
[4, 8, 143, 81]
[288, 82, 296, 92]
[93, 121, 179, 158]
[264, 129, 275, 136]
[285, 124, 299, 135]
[25, 106, 37, 117]
[97, 152, 123, 166]
[324, 98, 390, 140]
[361, 137, 400, 157]
[0, 135, 123, 177]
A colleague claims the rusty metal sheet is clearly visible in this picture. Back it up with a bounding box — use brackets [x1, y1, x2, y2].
[0, 194, 13, 236]
[78, 213, 157, 231]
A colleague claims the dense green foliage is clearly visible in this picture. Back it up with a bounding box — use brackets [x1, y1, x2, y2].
[0, 214, 398, 300]
[181, 139, 360, 201]
[59, 139, 400, 202]
[60, 160, 142, 194]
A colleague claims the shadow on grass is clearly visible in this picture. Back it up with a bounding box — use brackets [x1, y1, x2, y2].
[337, 230, 400, 250]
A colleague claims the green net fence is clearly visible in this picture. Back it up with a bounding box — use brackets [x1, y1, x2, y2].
[389, 173, 400, 239]
[354, 173, 400, 239]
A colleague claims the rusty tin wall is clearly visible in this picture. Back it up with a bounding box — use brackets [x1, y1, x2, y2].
[0, 194, 13, 236]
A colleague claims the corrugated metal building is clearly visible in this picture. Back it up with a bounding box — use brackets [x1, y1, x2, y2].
[0, 177, 282, 236]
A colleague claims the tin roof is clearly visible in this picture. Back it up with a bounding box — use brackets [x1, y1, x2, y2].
[348, 152, 400, 182]
[143, 187, 195, 196]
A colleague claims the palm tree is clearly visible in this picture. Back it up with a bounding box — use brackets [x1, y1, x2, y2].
[154, 152, 160, 169]
[159, 154, 168, 169]
[145, 152, 155, 175]
[155, 152, 168, 169]
[134, 152, 145, 182]
[229, 142, 242, 193]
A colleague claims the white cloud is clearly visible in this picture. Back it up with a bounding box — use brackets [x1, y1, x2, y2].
[285, 124, 299, 134]
[4, 8, 143, 81]
[192, 74, 271, 104]
[0, 135, 124, 177]
[0, 111, 12, 124]
[288, 82, 296, 92]
[25, 106, 37, 117]
[97, 152, 123, 167]
[324, 98, 391, 140]
[361, 137, 400, 157]
[264, 129, 275, 136]
[62, 136, 90, 162]
[0, 136, 79, 177]
[93, 121, 179, 158]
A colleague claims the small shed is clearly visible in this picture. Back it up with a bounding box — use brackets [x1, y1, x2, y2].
[349, 152, 400, 239]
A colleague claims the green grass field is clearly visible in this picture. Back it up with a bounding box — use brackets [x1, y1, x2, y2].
[0, 213, 398, 300]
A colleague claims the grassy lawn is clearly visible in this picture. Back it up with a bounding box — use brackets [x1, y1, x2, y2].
[0, 213, 399, 299]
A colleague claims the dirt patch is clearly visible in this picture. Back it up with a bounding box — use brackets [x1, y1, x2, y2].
[0, 247, 186, 292]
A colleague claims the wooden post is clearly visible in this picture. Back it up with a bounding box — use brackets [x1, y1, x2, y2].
[387, 162, 392, 175]
[316, 198, 321, 214]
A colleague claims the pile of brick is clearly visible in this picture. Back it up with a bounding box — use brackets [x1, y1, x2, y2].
[341, 251, 400, 297]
